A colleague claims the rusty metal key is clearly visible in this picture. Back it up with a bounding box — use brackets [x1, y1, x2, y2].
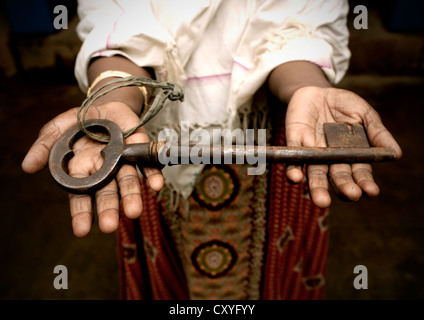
[48, 119, 396, 194]
[49, 119, 161, 194]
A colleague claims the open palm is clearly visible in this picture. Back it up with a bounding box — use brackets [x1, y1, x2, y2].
[22, 102, 163, 237]
[285, 86, 402, 208]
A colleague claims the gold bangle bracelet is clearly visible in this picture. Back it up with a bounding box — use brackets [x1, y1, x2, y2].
[87, 70, 148, 112]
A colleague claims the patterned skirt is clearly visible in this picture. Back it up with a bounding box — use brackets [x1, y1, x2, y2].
[117, 116, 329, 300]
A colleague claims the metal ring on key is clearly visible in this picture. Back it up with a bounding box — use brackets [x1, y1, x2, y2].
[49, 119, 125, 194]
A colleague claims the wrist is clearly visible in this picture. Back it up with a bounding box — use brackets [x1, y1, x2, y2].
[87, 56, 153, 115]
[88, 72, 149, 115]
[286, 83, 332, 103]
[89, 88, 143, 115]
[268, 61, 332, 104]
[281, 83, 332, 104]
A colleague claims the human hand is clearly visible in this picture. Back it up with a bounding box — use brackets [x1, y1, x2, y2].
[284, 86, 402, 208]
[21, 102, 164, 237]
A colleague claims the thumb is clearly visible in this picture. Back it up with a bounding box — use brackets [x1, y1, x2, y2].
[22, 109, 79, 174]
[364, 109, 403, 159]
[22, 123, 63, 174]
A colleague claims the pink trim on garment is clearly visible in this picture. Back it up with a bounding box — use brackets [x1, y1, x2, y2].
[186, 73, 232, 82]
[310, 58, 332, 69]
[185, 61, 251, 84]
[233, 60, 251, 71]
[106, 1, 126, 50]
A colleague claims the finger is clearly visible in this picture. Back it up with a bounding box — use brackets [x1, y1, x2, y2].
[329, 164, 362, 201]
[286, 165, 304, 184]
[69, 192, 93, 238]
[143, 167, 164, 192]
[66, 141, 103, 236]
[21, 108, 82, 174]
[285, 138, 311, 184]
[95, 179, 120, 234]
[117, 164, 143, 219]
[67, 148, 98, 237]
[124, 127, 164, 192]
[22, 122, 64, 174]
[363, 109, 403, 159]
[352, 163, 380, 197]
[307, 164, 331, 208]
[325, 89, 402, 159]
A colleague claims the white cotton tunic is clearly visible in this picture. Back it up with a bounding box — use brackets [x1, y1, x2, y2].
[74, 0, 351, 199]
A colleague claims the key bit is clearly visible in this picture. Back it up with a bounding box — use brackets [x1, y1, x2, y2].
[324, 123, 370, 148]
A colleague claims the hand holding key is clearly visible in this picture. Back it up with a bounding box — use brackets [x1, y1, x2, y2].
[22, 101, 164, 237]
[284, 86, 403, 208]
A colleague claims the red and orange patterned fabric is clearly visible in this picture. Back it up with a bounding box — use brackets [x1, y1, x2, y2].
[118, 115, 329, 300]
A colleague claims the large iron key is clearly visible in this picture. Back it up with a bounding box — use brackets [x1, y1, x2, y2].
[48, 119, 396, 194]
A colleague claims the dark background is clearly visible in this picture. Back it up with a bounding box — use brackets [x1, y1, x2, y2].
[0, 0, 423, 300]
